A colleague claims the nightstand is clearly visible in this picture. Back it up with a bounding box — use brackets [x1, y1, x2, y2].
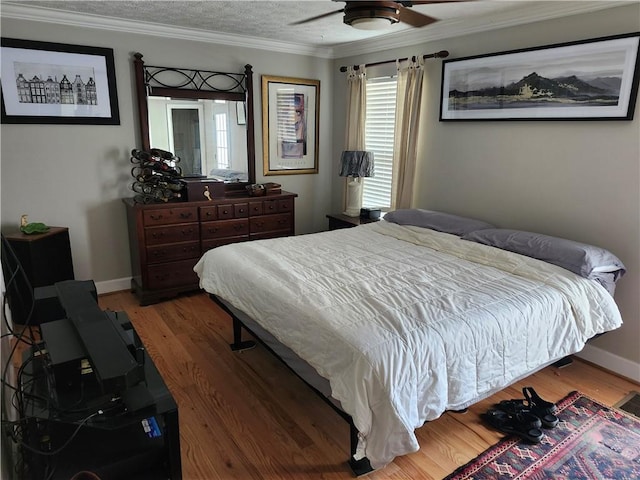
[3, 227, 75, 324]
[326, 213, 379, 231]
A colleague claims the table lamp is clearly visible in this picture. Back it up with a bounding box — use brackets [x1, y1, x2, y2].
[339, 150, 374, 217]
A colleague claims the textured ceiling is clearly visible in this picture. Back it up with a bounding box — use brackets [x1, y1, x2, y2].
[3, 1, 627, 53]
[2, 1, 565, 47]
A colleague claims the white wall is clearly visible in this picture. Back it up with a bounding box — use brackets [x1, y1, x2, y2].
[332, 4, 640, 377]
[1, 17, 335, 291]
[2, 5, 638, 378]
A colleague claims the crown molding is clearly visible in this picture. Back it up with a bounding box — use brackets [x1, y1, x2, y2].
[333, 1, 632, 58]
[0, 3, 334, 58]
[0, 2, 632, 60]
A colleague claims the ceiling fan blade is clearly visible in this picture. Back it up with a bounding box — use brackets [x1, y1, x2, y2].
[398, 5, 438, 27]
[290, 8, 344, 25]
[406, 1, 475, 4]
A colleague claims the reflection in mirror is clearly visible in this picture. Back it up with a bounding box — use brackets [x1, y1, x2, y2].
[147, 97, 248, 182]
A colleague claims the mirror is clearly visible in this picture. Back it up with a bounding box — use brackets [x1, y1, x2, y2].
[147, 97, 248, 181]
[133, 53, 256, 191]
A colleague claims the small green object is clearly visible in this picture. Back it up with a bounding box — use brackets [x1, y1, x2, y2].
[20, 222, 50, 234]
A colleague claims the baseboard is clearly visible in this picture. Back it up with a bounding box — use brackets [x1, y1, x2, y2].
[94, 277, 131, 295]
[576, 344, 640, 384]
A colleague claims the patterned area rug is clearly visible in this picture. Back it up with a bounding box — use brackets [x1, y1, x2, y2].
[444, 391, 640, 479]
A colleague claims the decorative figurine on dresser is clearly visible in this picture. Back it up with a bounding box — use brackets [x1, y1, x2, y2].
[124, 53, 297, 305]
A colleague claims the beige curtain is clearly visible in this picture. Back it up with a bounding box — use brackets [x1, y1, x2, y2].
[344, 66, 367, 150]
[391, 57, 425, 209]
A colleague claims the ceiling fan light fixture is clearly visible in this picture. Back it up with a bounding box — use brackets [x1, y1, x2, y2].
[348, 16, 396, 30]
[343, 2, 401, 30]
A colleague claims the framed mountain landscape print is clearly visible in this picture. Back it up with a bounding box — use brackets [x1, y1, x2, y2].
[439, 32, 640, 121]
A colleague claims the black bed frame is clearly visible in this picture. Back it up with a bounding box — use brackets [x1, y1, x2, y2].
[210, 294, 374, 476]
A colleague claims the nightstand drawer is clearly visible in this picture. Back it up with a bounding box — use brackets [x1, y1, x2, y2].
[145, 224, 199, 245]
[201, 219, 249, 239]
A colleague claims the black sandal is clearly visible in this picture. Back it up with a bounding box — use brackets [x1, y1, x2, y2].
[496, 387, 559, 428]
[523, 387, 557, 415]
[482, 408, 544, 443]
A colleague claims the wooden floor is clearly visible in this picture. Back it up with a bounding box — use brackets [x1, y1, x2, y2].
[98, 290, 639, 480]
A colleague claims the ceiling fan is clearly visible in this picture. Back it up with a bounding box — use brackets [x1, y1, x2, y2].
[292, 1, 473, 31]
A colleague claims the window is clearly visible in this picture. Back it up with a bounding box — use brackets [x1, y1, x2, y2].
[362, 76, 397, 210]
[214, 112, 229, 169]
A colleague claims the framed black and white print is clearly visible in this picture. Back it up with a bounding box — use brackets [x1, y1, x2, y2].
[1, 38, 120, 125]
[440, 32, 640, 121]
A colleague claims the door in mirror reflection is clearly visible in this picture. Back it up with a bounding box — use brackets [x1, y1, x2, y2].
[169, 107, 203, 176]
[148, 97, 249, 181]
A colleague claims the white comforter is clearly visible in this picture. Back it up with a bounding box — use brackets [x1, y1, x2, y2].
[194, 221, 622, 470]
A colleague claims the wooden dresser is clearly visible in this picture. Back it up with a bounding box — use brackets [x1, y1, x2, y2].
[123, 191, 297, 305]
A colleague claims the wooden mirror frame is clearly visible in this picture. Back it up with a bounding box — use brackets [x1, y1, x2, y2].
[133, 53, 256, 193]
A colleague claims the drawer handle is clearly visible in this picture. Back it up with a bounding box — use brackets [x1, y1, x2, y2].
[205, 211, 214, 217]
[152, 250, 164, 257]
[238, 208, 245, 213]
[222, 209, 229, 215]
[150, 214, 163, 221]
[182, 229, 193, 235]
[209, 227, 218, 234]
[233, 224, 244, 231]
[180, 212, 193, 219]
[268, 205, 275, 210]
[152, 232, 164, 239]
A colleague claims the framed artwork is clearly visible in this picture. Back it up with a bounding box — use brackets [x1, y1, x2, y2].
[262, 75, 320, 175]
[440, 32, 640, 121]
[1, 38, 120, 125]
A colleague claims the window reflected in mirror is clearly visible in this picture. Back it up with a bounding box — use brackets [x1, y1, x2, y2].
[147, 97, 249, 182]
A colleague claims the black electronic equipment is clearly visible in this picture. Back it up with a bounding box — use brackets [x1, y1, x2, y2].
[17, 280, 182, 479]
[38, 280, 144, 399]
[360, 207, 381, 220]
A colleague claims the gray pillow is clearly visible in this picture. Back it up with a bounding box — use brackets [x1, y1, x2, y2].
[383, 209, 495, 236]
[462, 229, 626, 284]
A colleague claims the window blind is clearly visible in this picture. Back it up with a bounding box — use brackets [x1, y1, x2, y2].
[362, 76, 397, 210]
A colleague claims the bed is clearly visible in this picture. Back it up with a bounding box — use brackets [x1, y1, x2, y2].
[193, 209, 625, 474]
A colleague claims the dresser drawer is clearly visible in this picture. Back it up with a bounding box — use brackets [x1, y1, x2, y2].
[143, 206, 198, 226]
[249, 201, 264, 216]
[277, 198, 294, 214]
[146, 241, 200, 264]
[258, 198, 293, 216]
[200, 206, 218, 221]
[217, 202, 249, 220]
[262, 200, 279, 215]
[250, 214, 292, 234]
[146, 258, 199, 290]
[145, 224, 199, 246]
[201, 219, 249, 239]
[202, 236, 248, 252]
